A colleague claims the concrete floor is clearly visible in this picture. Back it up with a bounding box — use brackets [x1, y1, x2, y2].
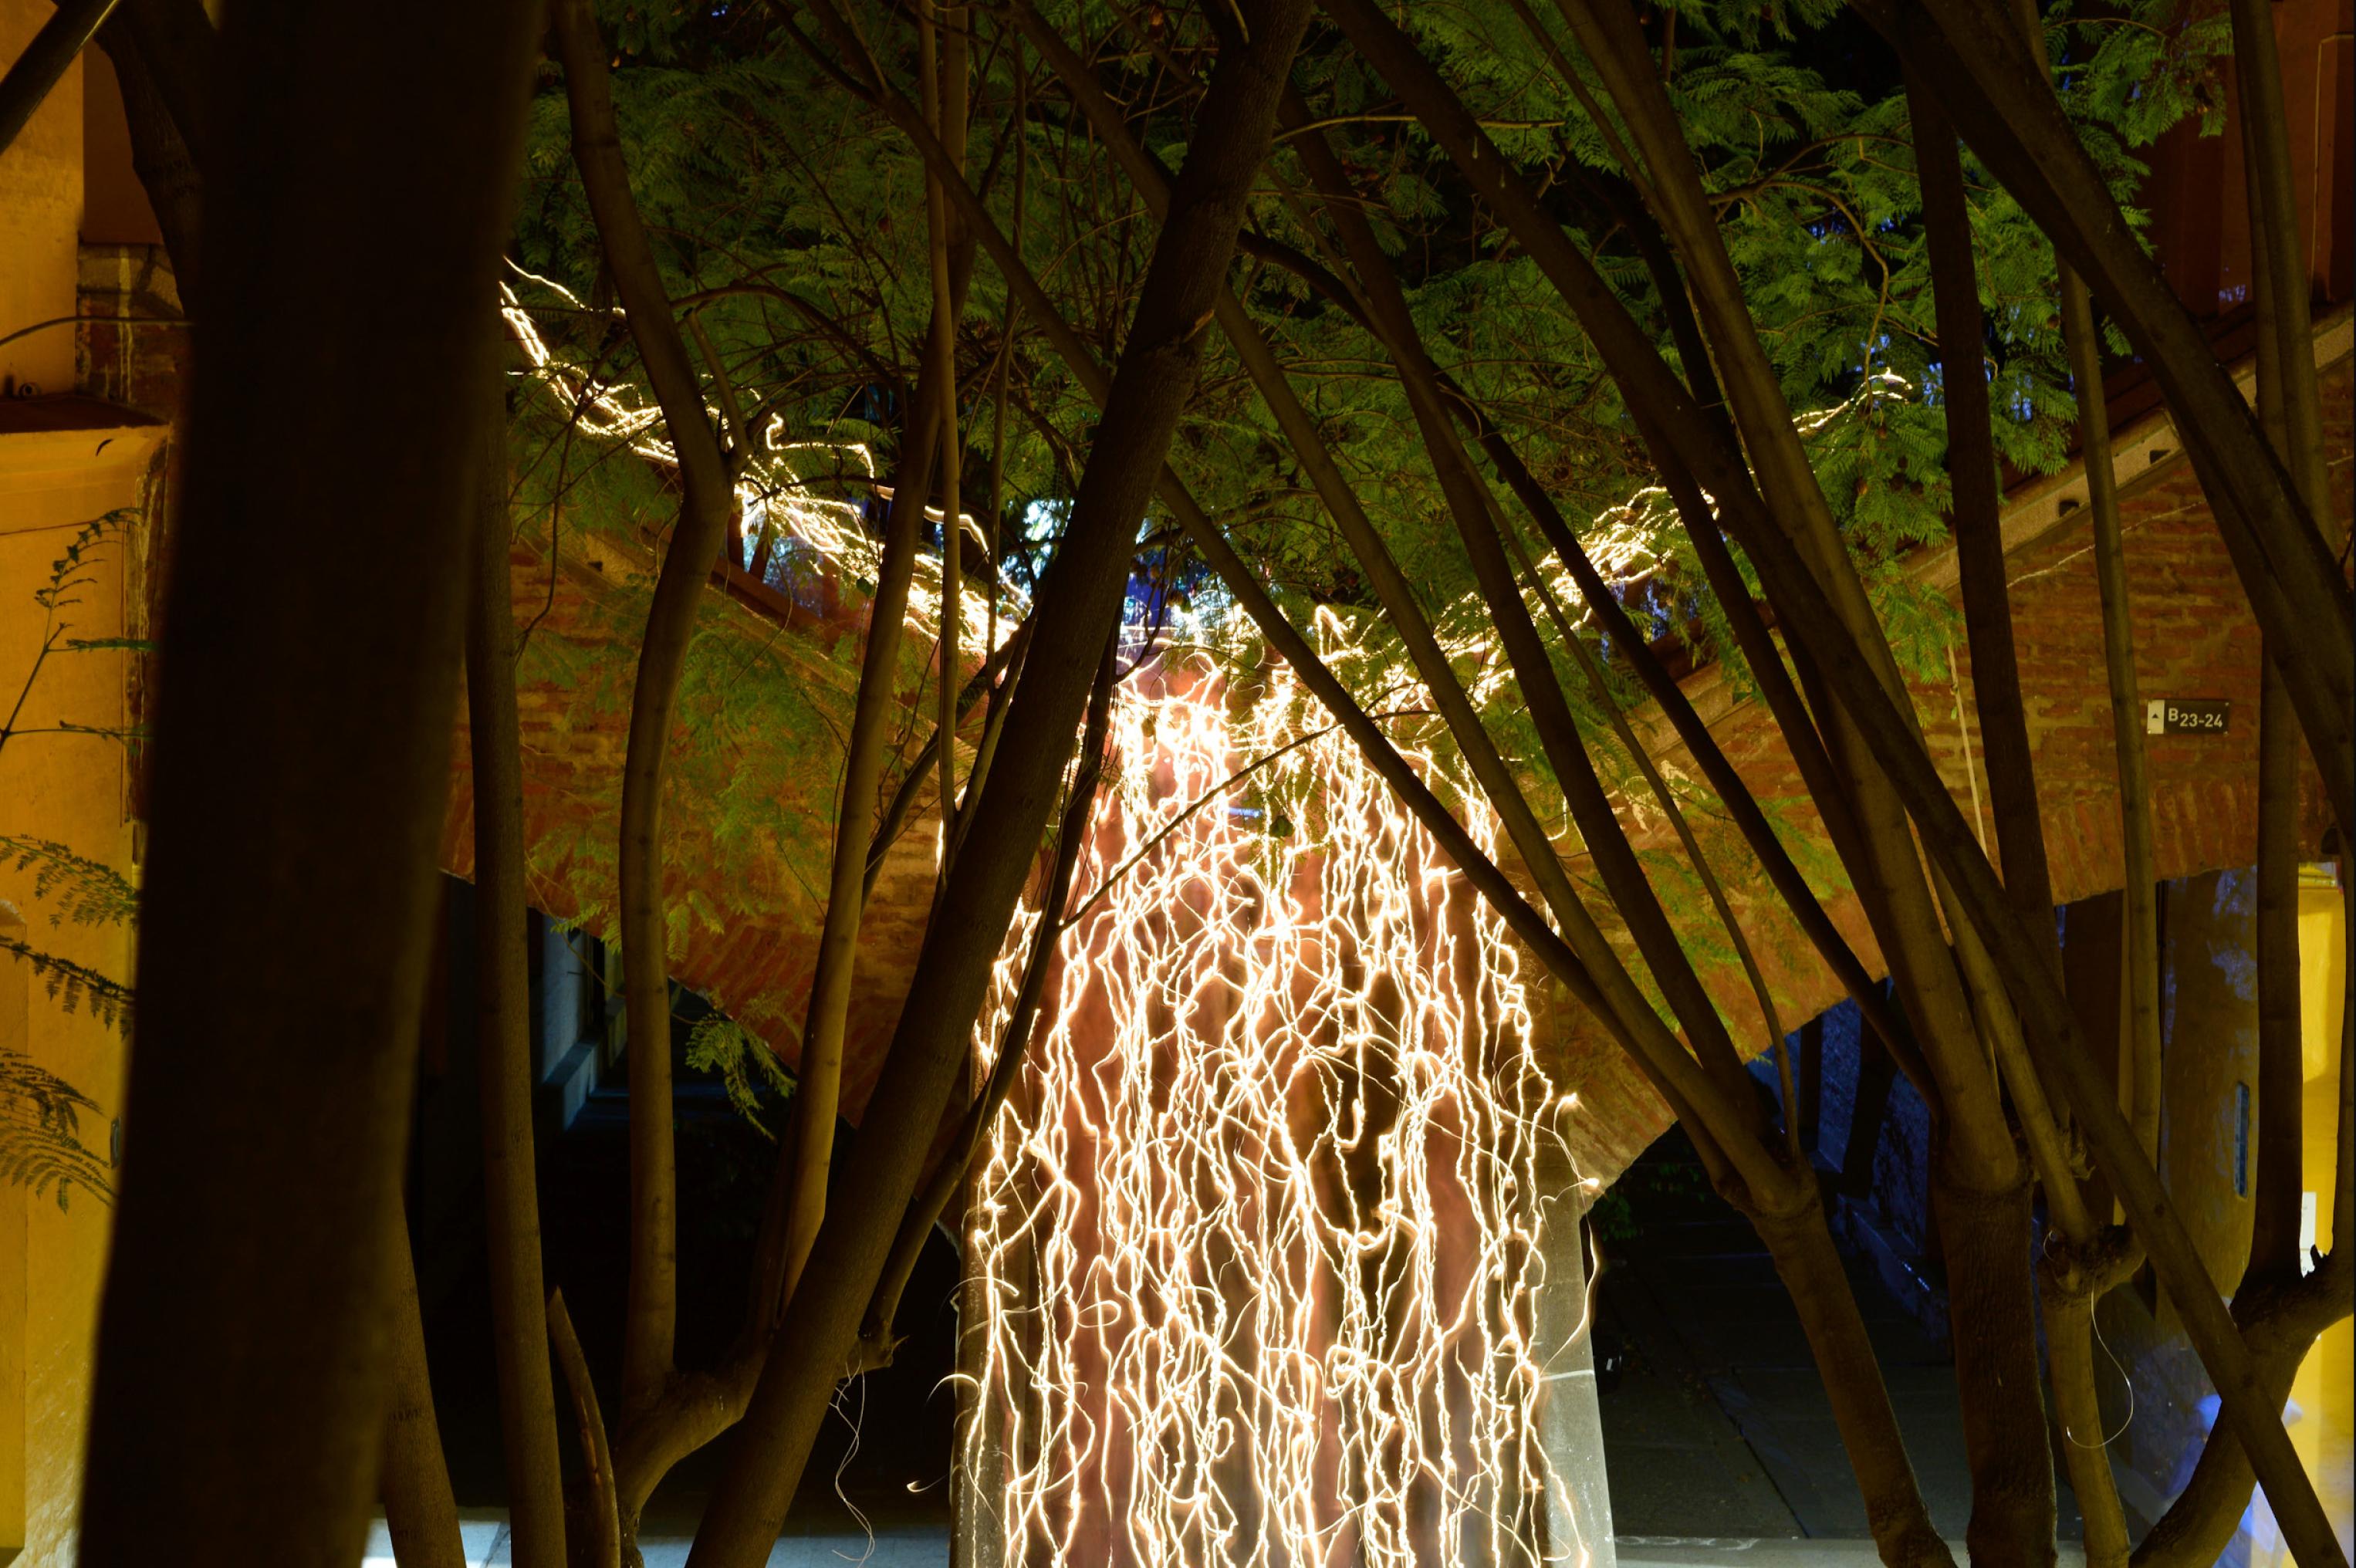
[1589, 1137, 2090, 1553]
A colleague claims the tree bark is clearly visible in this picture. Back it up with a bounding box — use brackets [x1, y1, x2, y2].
[857, 639, 1114, 1365]
[549, 1289, 623, 1568]
[381, 1209, 466, 1568]
[77, 3, 539, 1561]
[1750, 1195, 1956, 1566]
[467, 349, 568, 1568]
[2061, 272, 2162, 1167]
[93, 23, 202, 305]
[774, 353, 943, 1313]
[549, 0, 740, 1427]
[1908, 72, 2057, 954]
[681, 5, 1319, 1560]
[1933, 1170, 2055, 1566]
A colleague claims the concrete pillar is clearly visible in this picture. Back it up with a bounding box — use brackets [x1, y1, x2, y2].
[1535, 1137, 1615, 1568]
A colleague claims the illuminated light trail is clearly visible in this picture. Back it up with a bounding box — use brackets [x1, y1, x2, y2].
[498, 269, 1023, 660]
[961, 634, 1601, 1567]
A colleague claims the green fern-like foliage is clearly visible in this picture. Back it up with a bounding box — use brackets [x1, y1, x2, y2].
[685, 1014, 796, 1138]
[0, 838, 139, 928]
[0, 1041, 113, 1210]
[0, 937, 133, 1035]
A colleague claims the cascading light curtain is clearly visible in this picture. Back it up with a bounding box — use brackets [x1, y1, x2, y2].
[960, 644, 1602, 1568]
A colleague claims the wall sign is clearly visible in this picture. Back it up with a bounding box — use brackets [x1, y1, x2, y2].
[2146, 698, 2230, 735]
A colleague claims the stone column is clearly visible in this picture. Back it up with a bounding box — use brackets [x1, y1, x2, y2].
[1535, 1139, 1616, 1568]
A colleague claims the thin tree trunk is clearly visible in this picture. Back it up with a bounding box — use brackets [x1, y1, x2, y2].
[856, 640, 1114, 1365]
[467, 347, 568, 1568]
[867, 620, 1033, 902]
[381, 1208, 465, 1568]
[1908, 71, 2057, 955]
[78, 5, 539, 1562]
[922, 0, 965, 882]
[1750, 1196, 1956, 1566]
[600, 25, 990, 1521]
[549, 1289, 623, 1568]
[772, 352, 943, 1314]
[93, 22, 203, 306]
[2062, 275, 2162, 1166]
[682, 6, 1319, 1560]
[549, 0, 740, 1428]
[2124, 20, 2356, 1557]
[2238, 49, 2321, 1296]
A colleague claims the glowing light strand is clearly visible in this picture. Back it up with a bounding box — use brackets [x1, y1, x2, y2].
[961, 637, 1600, 1567]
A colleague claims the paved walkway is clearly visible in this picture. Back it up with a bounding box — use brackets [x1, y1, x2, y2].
[1590, 1131, 2086, 1549]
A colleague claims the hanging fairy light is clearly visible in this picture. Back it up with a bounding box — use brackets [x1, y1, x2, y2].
[959, 631, 1601, 1568]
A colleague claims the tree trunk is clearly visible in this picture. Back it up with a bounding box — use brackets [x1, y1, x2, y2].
[681, 5, 1320, 1560]
[93, 22, 203, 305]
[77, 4, 539, 1561]
[1908, 71, 2057, 953]
[857, 640, 1115, 1364]
[774, 306, 947, 1317]
[381, 1209, 466, 1568]
[1933, 1168, 2055, 1566]
[467, 349, 568, 1568]
[2062, 272, 2162, 1167]
[549, 0, 740, 1427]
[1750, 1195, 1955, 1566]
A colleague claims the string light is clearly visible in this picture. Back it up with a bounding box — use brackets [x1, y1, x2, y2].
[959, 637, 1600, 1567]
[499, 269, 1021, 657]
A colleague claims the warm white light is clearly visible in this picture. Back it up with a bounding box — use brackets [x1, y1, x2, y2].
[960, 642, 1598, 1566]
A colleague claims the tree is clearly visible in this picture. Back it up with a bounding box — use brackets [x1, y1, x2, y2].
[76, 2, 542, 1564]
[61, 0, 2350, 1562]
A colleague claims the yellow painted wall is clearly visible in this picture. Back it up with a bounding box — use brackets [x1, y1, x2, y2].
[2, 5, 165, 1558]
[0, 427, 161, 1566]
[2249, 877, 2354, 1563]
